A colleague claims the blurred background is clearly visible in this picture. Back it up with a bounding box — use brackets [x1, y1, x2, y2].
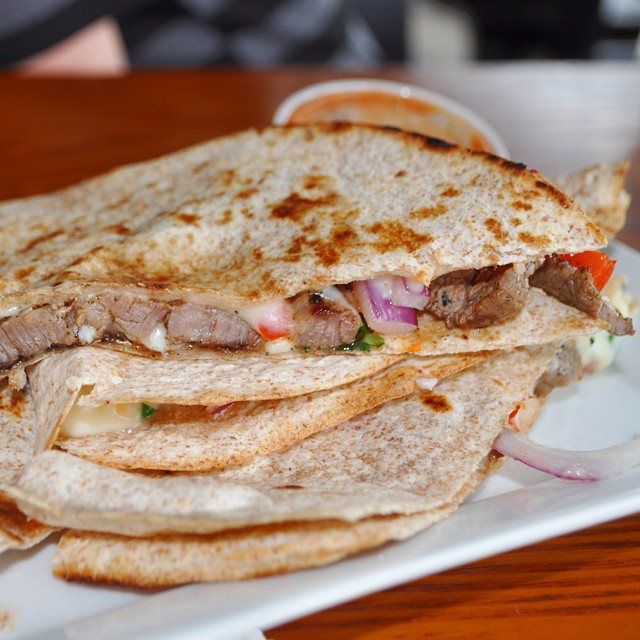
[1, 0, 639, 75]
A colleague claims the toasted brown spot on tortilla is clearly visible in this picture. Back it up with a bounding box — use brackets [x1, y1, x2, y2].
[253, 248, 263, 261]
[303, 174, 330, 190]
[314, 225, 359, 267]
[0, 389, 26, 419]
[366, 221, 432, 253]
[512, 201, 532, 211]
[518, 231, 549, 247]
[14, 264, 36, 279]
[410, 205, 447, 219]
[395, 170, 406, 178]
[175, 213, 200, 225]
[218, 169, 237, 187]
[534, 180, 572, 209]
[500, 159, 527, 171]
[586, 222, 602, 236]
[216, 210, 232, 225]
[419, 390, 452, 412]
[271, 192, 340, 222]
[511, 217, 522, 227]
[235, 187, 258, 200]
[441, 186, 460, 197]
[321, 122, 354, 134]
[104, 196, 132, 211]
[23, 230, 64, 253]
[274, 485, 305, 490]
[104, 223, 133, 235]
[485, 217, 507, 241]
[422, 137, 456, 151]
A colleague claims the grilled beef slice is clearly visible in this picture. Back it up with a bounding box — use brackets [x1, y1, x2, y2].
[0, 306, 77, 368]
[534, 344, 583, 397]
[424, 265, 529, 329]
[530, 256, 634, 336]
[291, 292, 361, 348]
[166, 303, 262, 349]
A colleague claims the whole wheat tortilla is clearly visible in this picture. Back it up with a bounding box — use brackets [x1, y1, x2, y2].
[7, 345, 556, 537]
[554, 162, 630, 239]
[0, 384, 54, 552]
[0, 124, 602, 324]
[27, 346, 406, 450]
[56, 351, 488, 471]
[52, 430, 502, 589]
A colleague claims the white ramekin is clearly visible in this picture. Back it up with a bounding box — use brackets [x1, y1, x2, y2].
[273, 78, 509, 158]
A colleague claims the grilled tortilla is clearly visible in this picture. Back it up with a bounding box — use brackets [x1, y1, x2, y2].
[34, 348, 488, 470]
[7, 346, 555, 538]
[0, 125, 630, 378]
[0, 383, 54, 552]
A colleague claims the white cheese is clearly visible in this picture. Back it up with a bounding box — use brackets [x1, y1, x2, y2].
[417, 377, 438, 391]
[571, 276, 637, 375]
[265, 337, 295, 354]
[144, 324, 168, 353]
[60, 402, 142, 438]
[77, 324, 97, 344]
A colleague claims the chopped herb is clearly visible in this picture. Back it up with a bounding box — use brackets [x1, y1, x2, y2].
[589, 337, 595, 345]
[303, 347, 310, 353]
[441, 292, 451, 307]
[310, 293, 323, 304]
[608, 333, 616, 343]
[141, 403, 157, 420]
[334, 316, 384, 352]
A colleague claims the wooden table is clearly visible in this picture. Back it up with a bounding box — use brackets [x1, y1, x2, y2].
[1, 65, 639, 639]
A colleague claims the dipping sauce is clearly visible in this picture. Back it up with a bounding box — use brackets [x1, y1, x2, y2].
[288, 91, 493, 152]
[275, 80, 509, 156]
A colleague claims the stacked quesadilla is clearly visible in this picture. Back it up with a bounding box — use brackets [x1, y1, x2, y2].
[0, 125, 634, 587]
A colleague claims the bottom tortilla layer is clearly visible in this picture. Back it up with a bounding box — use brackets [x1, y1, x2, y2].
[52, 458, 501, 589]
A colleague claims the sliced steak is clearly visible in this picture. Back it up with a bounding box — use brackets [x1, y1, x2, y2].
[98, 292, 170, 348]
[534, 344, 583, 397]
[291, 292, 361, 348]
[166, 303, 262, 349]
[425, 265, 529, 329]
[0, 306, 77, 368]
[530, 257, 634, 336]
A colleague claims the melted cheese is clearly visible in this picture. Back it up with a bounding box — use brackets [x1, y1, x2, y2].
[60, 402, 142, 438]
[571, 277, 637, 375]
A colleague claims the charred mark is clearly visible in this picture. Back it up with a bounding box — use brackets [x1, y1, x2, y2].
[419, 390, 452, 412]
[366, 221, 432, 253]
[271, 192, 340, 222]
[23, 230, 64, 253]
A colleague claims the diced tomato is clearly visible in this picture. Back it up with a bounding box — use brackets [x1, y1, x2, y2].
[258, 323, 290, 341]
[558, 250, 615, 291]
[508, 405, 521, 432]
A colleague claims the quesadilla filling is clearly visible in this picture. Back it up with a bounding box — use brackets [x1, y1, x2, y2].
[0, 250, 632, 369]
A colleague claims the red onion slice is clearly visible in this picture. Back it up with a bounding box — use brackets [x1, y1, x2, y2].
[493, 428, 640, 481]
[353, 280, 417, 334]
[206, 403, 234, 416]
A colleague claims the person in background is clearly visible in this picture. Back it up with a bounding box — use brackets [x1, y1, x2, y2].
[0, 0, 405, 75]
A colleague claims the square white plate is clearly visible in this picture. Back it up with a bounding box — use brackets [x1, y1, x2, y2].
[1, 241, 639, 640]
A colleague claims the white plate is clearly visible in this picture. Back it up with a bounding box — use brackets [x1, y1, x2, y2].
[1, 241, 639, 640]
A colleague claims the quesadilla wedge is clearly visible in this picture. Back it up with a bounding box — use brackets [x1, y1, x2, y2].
[0, 125, 631, 381]
[53, 459, 497, 589]
[554, 162, 631, 240]
[40, 349, 487, 470]
[6, 345, 555, 538]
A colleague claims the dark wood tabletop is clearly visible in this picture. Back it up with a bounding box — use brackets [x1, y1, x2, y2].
[1, 64, 639, 639]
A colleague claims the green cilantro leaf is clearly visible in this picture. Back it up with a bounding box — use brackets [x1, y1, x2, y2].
[334, 316, 384, 352]
[141, 403, 157, 420]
